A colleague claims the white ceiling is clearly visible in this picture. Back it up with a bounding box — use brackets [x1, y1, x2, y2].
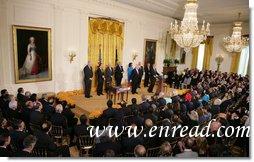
[112, 0, 249, 24]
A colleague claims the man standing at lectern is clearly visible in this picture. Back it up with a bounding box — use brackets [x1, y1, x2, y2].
[83, 61, 93, 98]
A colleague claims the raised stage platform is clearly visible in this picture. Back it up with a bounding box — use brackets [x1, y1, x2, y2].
[69, 86, 189, 119]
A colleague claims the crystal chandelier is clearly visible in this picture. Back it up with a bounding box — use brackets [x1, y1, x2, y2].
[223, 13, 249, 53]
[169, 0, 210, 53]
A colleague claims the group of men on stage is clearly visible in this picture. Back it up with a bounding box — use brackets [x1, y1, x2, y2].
[83, 61, 160, 98]
[130, 62, 160, 94]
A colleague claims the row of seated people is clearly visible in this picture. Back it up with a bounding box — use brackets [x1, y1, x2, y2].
[0, 69, 249, 157]
[166, 68, 248, 89]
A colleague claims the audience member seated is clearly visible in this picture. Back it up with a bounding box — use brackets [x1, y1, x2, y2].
[74, 114, 90, 137]
[160, 141, 172, 157]
[139, 95, 150, 114]
[50, 104, 68, 129]
[7, 95, 19, 119]
[175, 138, 198, 158]
[30, 101, 45, 127]
[93, 136, 121, 157]
[15, 135, 37, 157]
[61, 101, 78, 128]
[17, 87, 27, 108]
[103, 149, 115, 157]
[34, 121, 70, 157]
[0, 117, 9, 134]
[100, 100, 118, 125]
[157, 92, 167, 108]
[134, 144, 146, 157]
[39, 94, 55, 120]
[0, 131, 13, 157]
[143, 104, 158, 123]
[21, 101, 33, 130]
[127, 98, 139, 114]
[10, 119, 29, 150]
[0, 89, 9, 118]
[122, 124, 144, 153]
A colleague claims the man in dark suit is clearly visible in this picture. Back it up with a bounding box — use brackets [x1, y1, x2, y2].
[83, 61, 93, 98]
[105, 64, 114, 93]
[30, 102, 45, 127]
[148, 64, 159, 93]
[127, 98, 139, 114]
[144, 63, 151, 87]
[0, 89, 9, 118]
[15, 135, 37, 157]
[74, 114, 90, 137]
[138, 62, 144, 88]
[139, 95, 150, 114]
[96, 64, 104, 96]
[100, 100, 117, 125]
[34, 121, 70, 157]
[10, 120, 29, 150]
[61, 101, 77, 128]
[122, 127, 144, 153]
[0, 131, 13, 157]
[114, 62, 124, 86]
[17, 87, 27, 108]
[131, 66, 140, 94]
[50, 104, 68, 129]
[40, 94, 54, 120]
[93, 136, 121, 157]
[21, 101, 33, 131]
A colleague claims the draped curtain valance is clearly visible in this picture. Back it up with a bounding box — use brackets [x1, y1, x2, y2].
[89, 18, 124, 38]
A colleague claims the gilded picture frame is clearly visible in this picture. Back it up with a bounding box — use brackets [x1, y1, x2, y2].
[12, 25, 52, 83]
[144, 39, 157, 66]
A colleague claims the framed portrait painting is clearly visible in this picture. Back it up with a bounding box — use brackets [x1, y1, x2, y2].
[179, 48, 186, 64]
[12, 25, 52, 83]
[144, 39, 157, 66]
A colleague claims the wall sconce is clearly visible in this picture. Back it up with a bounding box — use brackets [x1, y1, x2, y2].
[132, 50, 138, 62]
[215, 54, 224, 71]
[69, 50, 76, 63]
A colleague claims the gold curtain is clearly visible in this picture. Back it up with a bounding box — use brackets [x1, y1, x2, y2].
[202, 36, 214, 70]
[170, 39, 177, 58]
[88, 17, 124, 88]
[88, 17, 124, 68]
[191, 47, 199, 69]
[230, 52, 241, 73]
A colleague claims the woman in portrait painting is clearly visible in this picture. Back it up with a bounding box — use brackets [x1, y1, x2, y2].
[20, 37, 40, 76]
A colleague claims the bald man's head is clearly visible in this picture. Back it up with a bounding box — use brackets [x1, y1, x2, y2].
[134, 145, 146, 157]
[145, 119, 153, 128]
[160, 141, 172, 156]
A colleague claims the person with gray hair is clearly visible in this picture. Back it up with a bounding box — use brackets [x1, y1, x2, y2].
[50, 104, 67, 129]
[175, 138, 198, 158]
[29, 101, 45, 126]
[15, 135, 37, 157]
[160, 141, 172, 157]
[139, 95, 150, 114]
